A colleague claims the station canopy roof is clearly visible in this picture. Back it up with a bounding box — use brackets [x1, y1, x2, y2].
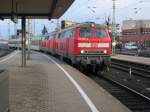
[0, 0, 74, 19]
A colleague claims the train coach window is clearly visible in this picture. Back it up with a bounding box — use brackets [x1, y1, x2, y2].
[79, 27, 92, 37]
[96, 29, 107, 37]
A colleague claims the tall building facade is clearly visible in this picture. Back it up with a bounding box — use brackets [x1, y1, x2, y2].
[121, 20, 150, 49]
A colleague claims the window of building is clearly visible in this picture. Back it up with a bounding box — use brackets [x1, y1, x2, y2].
[143, 31, 150, 34]
[123, 32, 137, 35]
[144, 40, 150, 47]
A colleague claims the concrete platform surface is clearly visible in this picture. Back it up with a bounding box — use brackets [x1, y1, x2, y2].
[111, 54, 150, 65]
[0, 51, 131, 112]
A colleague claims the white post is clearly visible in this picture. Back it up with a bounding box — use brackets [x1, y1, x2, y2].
[112, 0, 116, 54]
[27, 19, 31, 60]
[129, 67, 132, 79]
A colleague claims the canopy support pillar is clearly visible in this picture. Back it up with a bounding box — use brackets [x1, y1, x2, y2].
[21, 16, 26, 67]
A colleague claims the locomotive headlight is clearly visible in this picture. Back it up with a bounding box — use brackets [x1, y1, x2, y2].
[104, 50, 107, 54]
[81, 50, 85, 54]
[91, 23, 95, 27]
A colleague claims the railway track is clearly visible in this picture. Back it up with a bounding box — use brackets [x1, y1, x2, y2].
[57, 53, 150, 112]
[46, 52, 150, 111]
[90, 75, 150, 112]
[111, 59, 150, 78]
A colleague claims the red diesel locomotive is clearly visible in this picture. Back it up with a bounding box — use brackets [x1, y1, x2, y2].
[41, 22, 112, 72]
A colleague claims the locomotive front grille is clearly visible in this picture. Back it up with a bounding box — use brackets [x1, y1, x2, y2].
[83, 50, 104, 54]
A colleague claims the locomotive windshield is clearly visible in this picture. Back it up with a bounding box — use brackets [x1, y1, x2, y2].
[79, 27, 107, 37]
[96, 29, 107, 37]
[79, 27, 92, 37]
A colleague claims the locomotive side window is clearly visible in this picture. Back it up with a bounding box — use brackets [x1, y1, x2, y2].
[58, 29, 74, 38]
[67, 29, 74, 38]
[45, 36, 49, 39]
[61, 32, 65, 38]
[79, 27, 92, 37]
[64, 30, 70, 38]
[96, 29, 107, 37]
[52, 34, 56, 38]
[71, 29, 75, 38]
[58, 32, 65, 38]
[58, 33, 61, 38]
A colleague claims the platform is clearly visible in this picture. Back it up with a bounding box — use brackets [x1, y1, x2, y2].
[0, 51, 131, 112]
[111, 54, 150, 65]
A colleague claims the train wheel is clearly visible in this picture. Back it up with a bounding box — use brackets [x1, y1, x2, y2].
[60, 55, 64, 62]
[72, 63, 77, 67]
[91, 64, 96, 73]
[78, 64, 85, 73]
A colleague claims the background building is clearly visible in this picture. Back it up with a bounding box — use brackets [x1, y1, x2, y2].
[121, 20, 150, 49]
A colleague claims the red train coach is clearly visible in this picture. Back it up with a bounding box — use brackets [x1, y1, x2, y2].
[41, 22, 112, 72]
[40, 34, 49, 52]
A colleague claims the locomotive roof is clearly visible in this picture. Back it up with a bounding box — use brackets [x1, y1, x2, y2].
[79, 22, 106, 28]
[58, 22, 107, 33]
[46, 22, 108, 36]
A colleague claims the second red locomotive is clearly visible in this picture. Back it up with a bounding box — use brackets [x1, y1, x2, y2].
[41, 22, 112, 72]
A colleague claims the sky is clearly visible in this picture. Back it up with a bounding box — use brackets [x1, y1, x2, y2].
[0, 0, 150, 39]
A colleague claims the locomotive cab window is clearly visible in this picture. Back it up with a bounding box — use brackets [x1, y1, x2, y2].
[96, 29, 107, 37]
[79, 27, 92, 37]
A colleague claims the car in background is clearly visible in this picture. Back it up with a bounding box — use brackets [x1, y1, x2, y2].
[124, 42, 138, 50]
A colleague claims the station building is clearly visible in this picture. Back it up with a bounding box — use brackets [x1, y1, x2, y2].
[121, 20, 150, 49]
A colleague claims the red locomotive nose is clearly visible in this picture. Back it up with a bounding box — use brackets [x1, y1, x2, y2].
[40, 22, 112, 72]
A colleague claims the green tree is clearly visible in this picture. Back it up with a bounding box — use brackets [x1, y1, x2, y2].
[42, 25, 48, 35]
